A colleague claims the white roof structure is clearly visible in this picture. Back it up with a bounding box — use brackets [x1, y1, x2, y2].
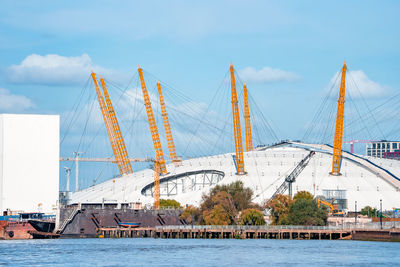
[71, 142, 400, 211]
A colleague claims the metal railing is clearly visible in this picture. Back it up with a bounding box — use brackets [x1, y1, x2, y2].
[155, 223, 400, 231]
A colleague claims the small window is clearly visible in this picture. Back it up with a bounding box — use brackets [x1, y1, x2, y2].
[378, 144, 381, 149]
[373, 144, 376, 149]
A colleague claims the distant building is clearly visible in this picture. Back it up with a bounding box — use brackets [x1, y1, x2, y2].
[366, 141, 400, 159]
[0, 114, 59, 214]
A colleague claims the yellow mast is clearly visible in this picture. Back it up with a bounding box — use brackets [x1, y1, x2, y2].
[138, 66, 167, 175]
[100, 77, 133, 175]
[331, 62, 347, 175]
[91, 72, 124, 175]
[230, 63, 245, 174]
[153, 160, 160, 209]
[243, 83, 253, 152]
[157, 81, 180, 165]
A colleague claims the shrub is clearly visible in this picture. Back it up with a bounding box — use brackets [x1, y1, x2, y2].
[239, 209, 265, 226]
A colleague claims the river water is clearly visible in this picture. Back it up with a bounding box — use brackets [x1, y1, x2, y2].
[0, 238, 399, 266]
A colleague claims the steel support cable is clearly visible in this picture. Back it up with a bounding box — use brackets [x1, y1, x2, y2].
[319, 71, 342, 144]
[248, 92, 280, 142]
[209, 83, 234, 155]
[345, 77, 374, 141]
[236, 77, 279, 143]
[150, 74, 232, 136]
[347, 71, 386, 140]
[79, 80, 138, 156]
[162, 86, 232, 156]
[72, 76, 142, 171]
[143, 70, 199, 104]
[210, 92, 233, 155]
[138, 76, 212, 159]
[302, 72, 341, 142]
[182, 70, 230, 155]
[344, 91, 400, 134]
[321, 100, 336, 144]
[249, 98, 273, 144]
[234, 70, 280, 143]
[315, 93, 336, 144]
[76, 93, 97, 154]
[61, 75, 92, 145]
[163, 88, 231, 133]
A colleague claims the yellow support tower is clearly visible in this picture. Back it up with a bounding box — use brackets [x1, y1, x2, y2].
[331, 62, 347, 175]
[100, 77, 133, 175]
[138, 66, 167, 175]
[153, 160, 160, 209]
[91, 72, 124, 176]
[230, 63, 245, 174]
[243, 83, 253, 152]
[157, 81, 180, 165]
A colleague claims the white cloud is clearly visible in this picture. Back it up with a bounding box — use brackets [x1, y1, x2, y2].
[6, 54, 123, 86]
[329, 70, 390, 98]
[238, 66, 301, 83]
[0, 88, 35, 112]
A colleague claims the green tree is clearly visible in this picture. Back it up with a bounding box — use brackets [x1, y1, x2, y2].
[293, 191, 314, 201]
[360, 206, 378, 217]
[265, 194, 293, 225]
[203, 204, 231, 225]
[180, 205, 202, 224]
[283, 198, 327, 226]
[239, 209, 266, 225]
[211, 191, 237, 223]
[159, 199, 181, 209]
[210, 181, 253, 211]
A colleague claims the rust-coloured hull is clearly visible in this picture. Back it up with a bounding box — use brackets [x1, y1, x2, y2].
[0, 221, 34, 240]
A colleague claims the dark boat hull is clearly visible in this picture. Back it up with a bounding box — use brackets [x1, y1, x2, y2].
[28, 220, 55, 233]
[59, 205, 185, 238]
[118, 222, 141, 228]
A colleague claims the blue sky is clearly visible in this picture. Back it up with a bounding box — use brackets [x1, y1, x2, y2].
[1, 1, 399, 188]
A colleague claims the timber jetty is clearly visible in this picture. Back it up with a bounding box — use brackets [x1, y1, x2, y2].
[98, 225, 351, 240]
[97, 225, 400, 241]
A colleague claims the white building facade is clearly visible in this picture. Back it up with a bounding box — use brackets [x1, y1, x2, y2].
[0, 114, 59, 214]
[366, 141, 400, 159]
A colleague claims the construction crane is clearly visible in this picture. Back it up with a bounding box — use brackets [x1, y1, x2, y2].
[91, 72, 127, 176]
[331, 62, 347, 175]
[230, 63, 245, 175]
[243, 83, 253, 152]
[157, 81, 180, 165]
[138, 66, 167, 175]
[100, 77, 133, 175]
[269, 151, 315, 200]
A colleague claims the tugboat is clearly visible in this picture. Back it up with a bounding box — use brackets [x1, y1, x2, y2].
[0, 212, 45, 240]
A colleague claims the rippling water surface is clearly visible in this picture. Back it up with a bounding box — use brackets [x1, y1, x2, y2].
[1, 238, 399, 266]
